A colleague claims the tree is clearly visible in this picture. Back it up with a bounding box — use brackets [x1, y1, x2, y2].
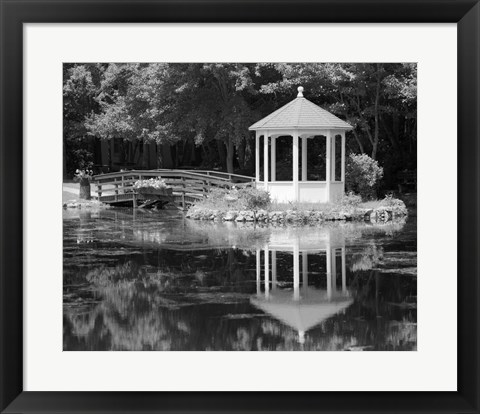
[63, 62, 416, 189]
[63, 63, 104, 176]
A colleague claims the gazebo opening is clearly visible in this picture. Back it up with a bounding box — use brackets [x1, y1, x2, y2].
[249, 86, 353, 203]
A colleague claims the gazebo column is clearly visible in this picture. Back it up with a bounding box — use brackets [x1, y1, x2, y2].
[256, 248, 261, 296]
[255, 132, 260, 183]
[272, 250, 277, 290]
[301, 136, 307, 181]
[293, 132, 299, 201]
[270, 136, 276, 182]
[264, 132, 269, 190]
[341, 131, 346, 193]
[331, 248, 337, 293]
[264, 246, 270, 298]
[326, 245, 332, 299]
[293, 242, 300, 301]
[331, 134, 336, 181]
[325, 131, 331, 202]
[302, 252, 308, 294]
[341, 247, 347, 293]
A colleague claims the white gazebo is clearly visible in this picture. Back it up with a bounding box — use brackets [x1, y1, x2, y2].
[249, 87, 353, 203]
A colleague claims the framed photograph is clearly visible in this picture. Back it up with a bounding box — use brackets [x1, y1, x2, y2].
[1, 0, 479, 413]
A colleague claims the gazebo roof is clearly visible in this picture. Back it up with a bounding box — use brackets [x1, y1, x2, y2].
[250, 288, 353, 333]
[249, 87, 352, 132]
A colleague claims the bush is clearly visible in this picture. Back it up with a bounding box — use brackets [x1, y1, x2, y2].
[340, 192, 362, 208]
[240, 187, 271, 210]
[196, 186, 270, 211]
[345, 153, 384, 199]
[382, 193, 405, 208]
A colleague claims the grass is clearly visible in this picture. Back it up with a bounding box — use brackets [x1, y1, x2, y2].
[269, 201, 344, 212]
[63, 191, 79, 203]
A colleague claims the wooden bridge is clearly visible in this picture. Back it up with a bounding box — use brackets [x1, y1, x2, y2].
[93, 169, 255, 210]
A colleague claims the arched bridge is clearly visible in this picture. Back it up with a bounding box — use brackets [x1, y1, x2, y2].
[93, 169, 255, 210]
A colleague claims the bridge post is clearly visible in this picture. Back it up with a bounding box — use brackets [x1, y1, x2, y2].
[114, 178, 119, 202]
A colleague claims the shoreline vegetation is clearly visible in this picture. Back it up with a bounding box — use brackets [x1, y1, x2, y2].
[186, 188, 408, 224]
[62, 182, 409, 224]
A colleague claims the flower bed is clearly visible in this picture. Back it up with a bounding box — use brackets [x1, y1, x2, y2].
[136, 187, 173, 196]
[133, 178, 172, 196]
[186, 193, 408, 224]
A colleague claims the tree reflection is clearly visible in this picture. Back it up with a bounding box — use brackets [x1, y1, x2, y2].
[63, 211, 416, 351]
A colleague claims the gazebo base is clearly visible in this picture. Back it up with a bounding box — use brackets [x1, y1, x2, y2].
[257, 181, 344, 203]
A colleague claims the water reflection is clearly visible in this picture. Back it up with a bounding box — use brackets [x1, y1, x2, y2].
[253, 236, 353, 344]
[63, 209, 416, 351]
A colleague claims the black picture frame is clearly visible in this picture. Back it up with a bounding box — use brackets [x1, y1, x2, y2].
[1, 1, 479, 413]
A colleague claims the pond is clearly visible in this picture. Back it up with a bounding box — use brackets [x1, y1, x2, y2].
[63, 208, 417, 351]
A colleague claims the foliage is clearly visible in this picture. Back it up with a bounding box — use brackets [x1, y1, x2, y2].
[340, 192, 362, 207]
[63, 64, 104, 177]
[381, 193, 407, 208]
[133, 178, 169, 190]
[73, 168, 94, 182]
[67, 148, 94, 176]
[238, 186, 271, 210]
[63, 62, 417, 186]
[196, 186, 271, 211]
[345, 153, 384, 199]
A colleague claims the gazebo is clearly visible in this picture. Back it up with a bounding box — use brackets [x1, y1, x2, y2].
[249, 87, 353, 203]
[251, 226, 352, 344]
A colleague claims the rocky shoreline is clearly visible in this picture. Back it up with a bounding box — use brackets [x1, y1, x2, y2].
[63, 199, 110, 210]
[186, 205, 407, 224]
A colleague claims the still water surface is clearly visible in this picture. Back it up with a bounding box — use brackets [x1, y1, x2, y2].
[63, 209, 417, 351]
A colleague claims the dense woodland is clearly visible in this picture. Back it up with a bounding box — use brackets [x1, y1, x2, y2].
[64, 63, 416, 190]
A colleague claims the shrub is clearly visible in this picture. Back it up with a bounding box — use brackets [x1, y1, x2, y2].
[340, 192, 362, 208]
[382, 193, 406, 208]
[345, 153, 384, 199]
[240, 187, 271, 210]
[195, 186, 270, 211]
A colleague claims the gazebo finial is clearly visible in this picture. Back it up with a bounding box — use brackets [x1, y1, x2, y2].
[297, 86, 304, 98]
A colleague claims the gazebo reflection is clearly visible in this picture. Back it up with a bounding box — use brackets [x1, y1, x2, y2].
[251, 227, 353, 344]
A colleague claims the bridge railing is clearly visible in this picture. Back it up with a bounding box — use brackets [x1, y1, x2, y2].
[92, 169, 254, 201]
[180, 170, 255, 184]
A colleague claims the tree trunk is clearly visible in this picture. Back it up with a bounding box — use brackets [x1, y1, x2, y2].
[190, 139, 196, 165]
[352, 130, 365, 153]
[156, 142, 174, 169]
[237, 138, 246, 169]
[216, 139, 227, 170]
[381, 114, 403, 159]
[63, 138, 67, 179]
[142, 139, 149, 169]
[372, 64, 381, 160]
[79, 178, 91, 200]
[107, 139, 112, 170]
[226, 137, 235, 174]
[174, 143, 180, 168]
[182, 139, 196, 166]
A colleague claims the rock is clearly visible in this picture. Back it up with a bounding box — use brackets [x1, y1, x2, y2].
[362, 209, 373, 221]
[235, 211, 248, 222]
[310, 211, 324, 222]
[268, 211, 284, 222]
[224, 211, 238, 221]
[338, 211, 349, 220]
